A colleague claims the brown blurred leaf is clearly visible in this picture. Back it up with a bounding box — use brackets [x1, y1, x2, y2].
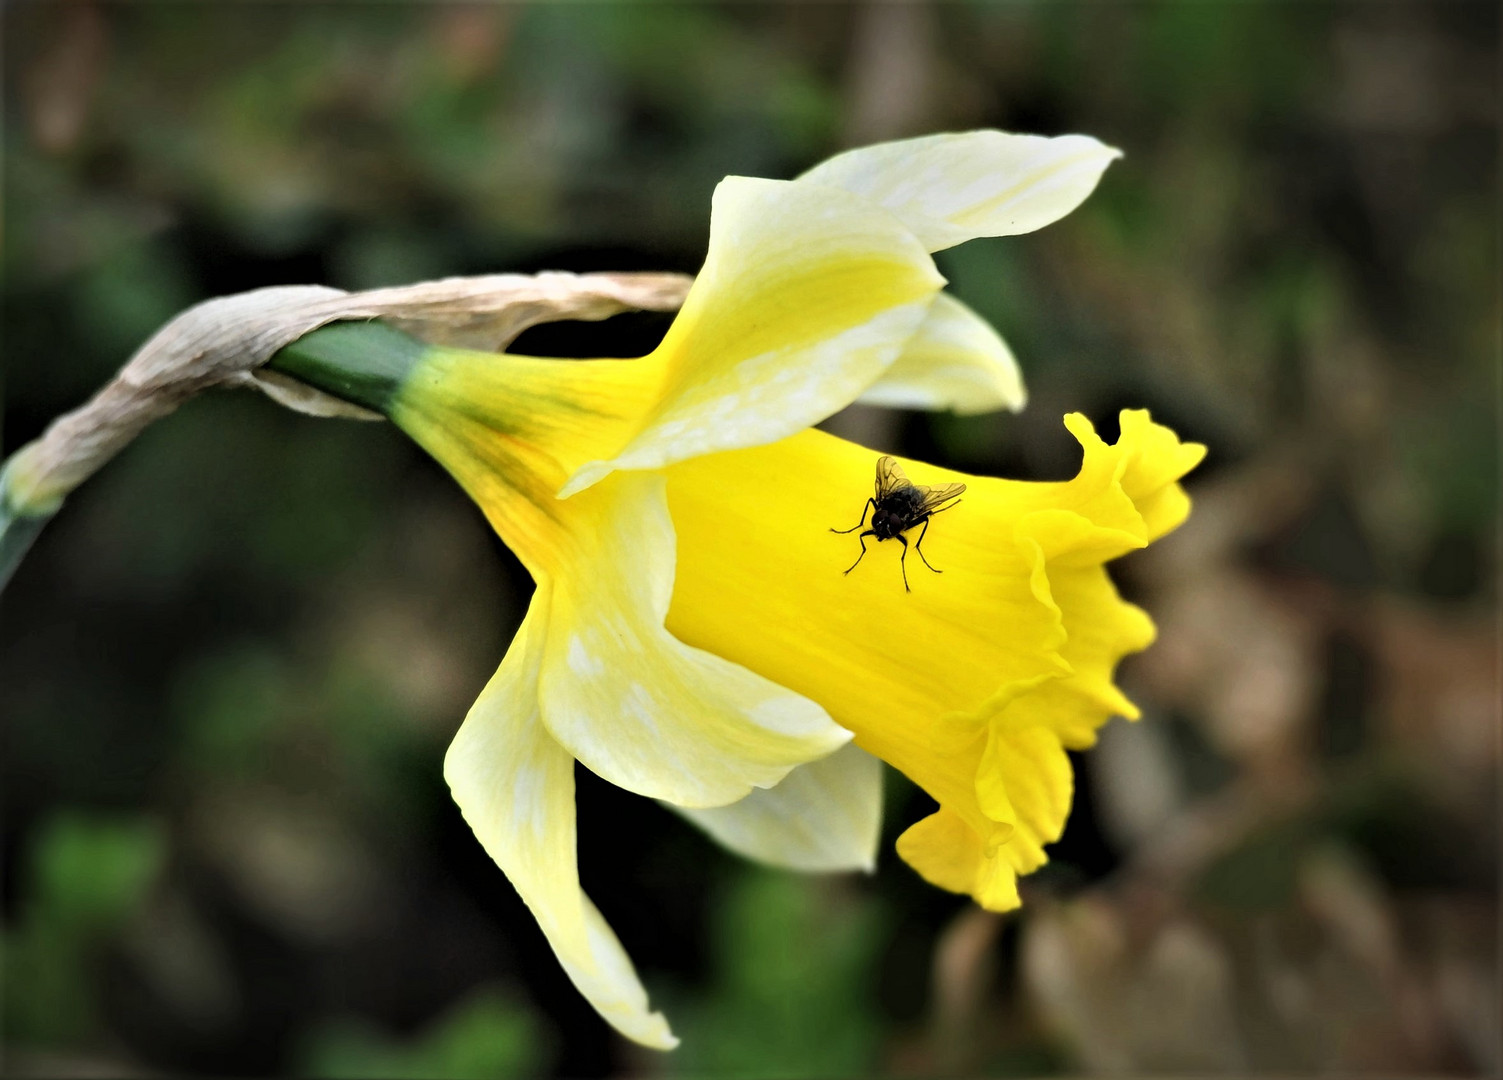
[1361, 599, 1498, 795]
[1022, 898, 1247, 1073]
[929, 906, 1003, 1073]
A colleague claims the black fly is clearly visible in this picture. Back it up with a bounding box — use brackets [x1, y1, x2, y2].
[831, 456, 965, 591]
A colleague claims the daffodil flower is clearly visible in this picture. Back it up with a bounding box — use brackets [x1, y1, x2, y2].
[268, 130, 1196, 1049]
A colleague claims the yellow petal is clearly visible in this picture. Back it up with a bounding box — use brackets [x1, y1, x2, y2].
[395, 383, 850, 809]
[896, 808, 996, 895]
[798, 130, 1121, 253]
[974, 716, 1074, 876]
[392, 371, 616, 578]
[1113, 409, 1207, 539]
[1027, 563, 1156, 749]
[397, 346, 654, 506]
[858, 292, 1026, 414]
[537, 470, 851, 808]
[444, 592, 677, 1050]
[560, 176, 943, 496]
[669, 743, 883, 872]
[896, 807, 1021, 911]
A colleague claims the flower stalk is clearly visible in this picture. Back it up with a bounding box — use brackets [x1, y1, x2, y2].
[0, 272, 692, 594]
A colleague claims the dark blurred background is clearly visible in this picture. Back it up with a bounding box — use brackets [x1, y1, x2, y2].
[2, 3, 1498, 1076]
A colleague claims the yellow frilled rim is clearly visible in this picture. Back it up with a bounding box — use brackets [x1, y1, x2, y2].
[664, 411, 1204, 910]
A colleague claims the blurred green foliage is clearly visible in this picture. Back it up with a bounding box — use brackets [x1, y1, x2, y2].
[302, 990, 543, 1080]
[671, 871, 882, 1077]
[2, 813, 166, 1044]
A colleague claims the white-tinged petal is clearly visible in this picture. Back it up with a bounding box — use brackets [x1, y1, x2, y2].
[444, 593, 677, 1050]
[566, 896, 678, 1049]
[669, 743, 884, 872]
[799, 130, 1121, 253]
[858, 293, 1026, 415]
[538, 471, 851, 808]
[559, 176, 943, 497]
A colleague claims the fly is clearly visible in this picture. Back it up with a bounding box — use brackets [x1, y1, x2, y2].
[831, 455, 965, 591]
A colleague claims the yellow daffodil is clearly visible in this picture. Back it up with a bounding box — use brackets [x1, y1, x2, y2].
[268, 130, 1193, 1049]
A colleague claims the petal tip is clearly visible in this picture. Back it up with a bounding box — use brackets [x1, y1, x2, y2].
[558, 463, 610, 499]
[632, 1014, 679, 1051]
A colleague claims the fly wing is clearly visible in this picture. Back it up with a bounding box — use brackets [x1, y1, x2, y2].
[875, 455, 910, 499]
[915, 481, 966, 512]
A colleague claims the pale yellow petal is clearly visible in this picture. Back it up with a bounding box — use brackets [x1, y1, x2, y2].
[858, 293, 1026, 415]
[670, 743, 883, 873]
[560, 176, 943, 496]
[566, 895, 679, 1050]
[401, 386, 848, 812]
[443, 593, 676, 1050]
[539, 471, 850, 808]
[799, 130, 1121, 253]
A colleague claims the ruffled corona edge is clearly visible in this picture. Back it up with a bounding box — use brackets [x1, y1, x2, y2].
[896, 410, 1205, 910]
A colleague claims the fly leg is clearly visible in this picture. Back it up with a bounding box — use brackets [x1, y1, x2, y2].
[914, 517, 943, 574]
[843, 530, 876, 575]
[831, 498, 875, 534]
[897, 533, 911, 591]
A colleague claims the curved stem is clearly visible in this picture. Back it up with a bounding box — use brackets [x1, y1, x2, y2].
[0, 271, 693, 596]
[264, 320, 430, 415]
[0, 498, 51, 593]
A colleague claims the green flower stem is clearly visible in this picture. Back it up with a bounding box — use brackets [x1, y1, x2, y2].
[263, 320, 430, 416]
[0, 482, 54, 592]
